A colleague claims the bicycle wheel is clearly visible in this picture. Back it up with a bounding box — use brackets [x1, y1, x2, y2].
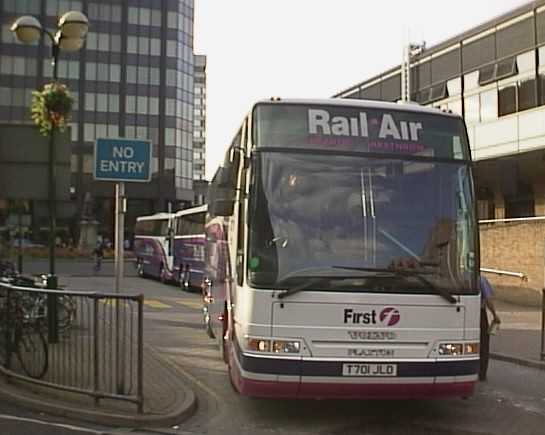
[16, 326, 48, 379]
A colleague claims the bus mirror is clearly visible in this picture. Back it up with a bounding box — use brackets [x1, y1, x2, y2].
[212, 196, 235, 216]
[217, 165, 234, 188]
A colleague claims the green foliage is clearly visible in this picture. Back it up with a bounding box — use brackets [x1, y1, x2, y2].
[31, 82, 74, 136]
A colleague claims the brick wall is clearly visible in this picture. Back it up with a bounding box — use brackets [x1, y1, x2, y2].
[480, 220, 545, 306]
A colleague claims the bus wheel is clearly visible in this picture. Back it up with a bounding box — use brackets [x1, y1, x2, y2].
[220, 307, 229, 363]
[180, 270, 190, 291]
[136, 260, 144, 277]
[159, 264, 167, 283]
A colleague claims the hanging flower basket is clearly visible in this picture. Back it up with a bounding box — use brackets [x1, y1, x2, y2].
[31, 82, 74, 136]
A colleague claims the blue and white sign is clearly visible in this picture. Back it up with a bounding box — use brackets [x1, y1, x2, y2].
[94, 138, 152, 182]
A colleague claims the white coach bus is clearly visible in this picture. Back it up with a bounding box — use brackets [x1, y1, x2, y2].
[203, 98, 480, 399]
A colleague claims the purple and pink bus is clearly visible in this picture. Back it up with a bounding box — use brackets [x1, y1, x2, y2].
[134, 205, 207, 290]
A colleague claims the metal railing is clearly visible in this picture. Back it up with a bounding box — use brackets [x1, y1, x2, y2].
[0, 280, 144, 413]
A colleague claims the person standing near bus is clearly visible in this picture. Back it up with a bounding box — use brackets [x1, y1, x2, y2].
[479, 275, 501, 381]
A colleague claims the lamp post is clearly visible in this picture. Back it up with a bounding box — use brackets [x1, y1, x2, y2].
[11, 12, 88, 279]
[11, 12, 88, 343]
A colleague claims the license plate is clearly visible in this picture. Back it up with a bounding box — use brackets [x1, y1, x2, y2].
[342, 363, 397, 377]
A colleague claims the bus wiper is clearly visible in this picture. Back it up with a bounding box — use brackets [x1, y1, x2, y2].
[276, 272, 366, 300]
[332, 265, 457, 304]
[277, 277, 328, 300]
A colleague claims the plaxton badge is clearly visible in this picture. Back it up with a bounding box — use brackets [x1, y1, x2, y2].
[347, 348, 394, 357]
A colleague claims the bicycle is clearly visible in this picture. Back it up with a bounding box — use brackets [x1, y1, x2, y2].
[0, 290, 49, 379]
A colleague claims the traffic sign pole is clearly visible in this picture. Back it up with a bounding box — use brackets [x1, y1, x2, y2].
[114, 181, 125, 293]
[114, 181, 125, 394]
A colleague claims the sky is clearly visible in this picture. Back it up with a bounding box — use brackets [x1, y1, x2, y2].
[194, 0, 529, 180]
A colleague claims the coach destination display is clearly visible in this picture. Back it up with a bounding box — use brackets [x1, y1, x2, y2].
[94, 138, 152, 183]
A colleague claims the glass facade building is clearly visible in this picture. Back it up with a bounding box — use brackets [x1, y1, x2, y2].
[193, 54, 206, 183]
[335, 0, 545, 221]
[0, 0, 196, 243]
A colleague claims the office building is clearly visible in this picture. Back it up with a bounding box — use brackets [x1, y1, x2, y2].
[0, 0, 196, 243]
[193, 54, 206, 182]
[335, 0, 545, 221]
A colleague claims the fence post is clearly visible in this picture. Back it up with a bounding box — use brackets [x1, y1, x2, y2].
[93, 297, 100, 407]
[47, 275, 59, 343]
[137, 295, 144, 414]
[5, 288, 12, 371]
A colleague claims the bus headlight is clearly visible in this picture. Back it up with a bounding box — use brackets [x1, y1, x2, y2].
[438, 343, 464, 356]
[246, 338, 271, 352]
[437, 342, 479, 356]
[245, 337, 301, 354]
[272, 340, 301, 354]
[464, 342, 480, 355]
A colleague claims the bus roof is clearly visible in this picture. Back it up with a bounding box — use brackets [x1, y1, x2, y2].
[136, 212, 172, 222]
[254, 98, 459, 118]
[174, 204, 208, 217]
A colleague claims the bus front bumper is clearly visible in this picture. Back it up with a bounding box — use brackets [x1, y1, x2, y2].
[230, 348, 478, 399]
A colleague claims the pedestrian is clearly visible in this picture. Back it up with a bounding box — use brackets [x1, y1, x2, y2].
[93, 240, 104, 273]
[479, 275, 501, 381]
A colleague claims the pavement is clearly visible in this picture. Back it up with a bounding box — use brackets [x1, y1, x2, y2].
[490, 298, 545, 371]
[1, 259, 544, 430]
[0, 260, 198, 429]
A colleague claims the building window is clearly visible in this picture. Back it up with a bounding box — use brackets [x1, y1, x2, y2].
[111, 35, 121, 52]
[464, 71, 479, 92]
[138, 37, 150, 55]
[151, 10, 162, 27]
[127, 36, 137, 54]
[85, 93, 95, 111]
[137, 66, 149, 84]
[137, 96, 148, 114]
[149, 97, 159, 115]
[498, 85, 517, 117]
[518, 78, 537, 111]
[150, 68, 160, 85]
[167, 12, 178, 29]
[86, 62, 97, 81]
[96, 93, 108, 112]
[128, 7, 139, 25]
[126, 96, 136, 114]
[84, 123, 94, 142]
[167, 40, 177, 58]
[127, 65, 137, 84]
[464, 94, 480, 124]
[516, 50, 535, 73]
[150, 39, 161, 56]
[108, 124, 119, 137]
[109, 94, 119, 112]
[110, 64, 121, 82]
[480, 89, 497, 122]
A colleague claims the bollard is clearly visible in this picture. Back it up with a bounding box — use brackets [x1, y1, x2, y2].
[46, 274, 59, 344]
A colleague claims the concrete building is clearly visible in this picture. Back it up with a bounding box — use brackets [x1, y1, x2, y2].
[335, 0, 545, 300]
[0, 0, 196, 243]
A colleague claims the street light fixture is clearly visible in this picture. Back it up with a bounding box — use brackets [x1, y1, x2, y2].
[11, 11, 88, 342]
